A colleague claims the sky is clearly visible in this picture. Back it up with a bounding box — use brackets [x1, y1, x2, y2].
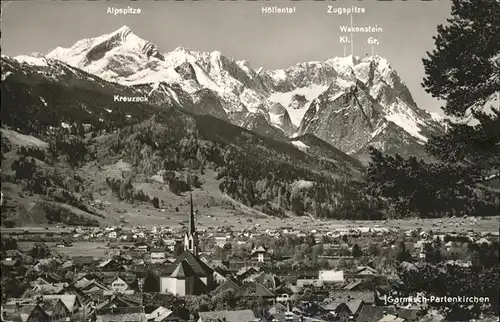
[1, 0, 452, 113]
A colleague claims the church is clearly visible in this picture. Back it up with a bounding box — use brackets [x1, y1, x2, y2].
[159, 194, 214, 296]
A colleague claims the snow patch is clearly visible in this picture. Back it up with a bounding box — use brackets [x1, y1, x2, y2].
[269, 113, 284, 125]
[292, 180, 315, 190]
[371, 123, 388, 138]
[429, 112, 445, 123]
[1, 71, 13, 81]
[268, 85, 328, 127]
[292, 140, 309, 152]
[385, 113, 428, 143]
[165, 86, 180, 105]
[14, 55, 48, 67]
[269, 70, 287, 82]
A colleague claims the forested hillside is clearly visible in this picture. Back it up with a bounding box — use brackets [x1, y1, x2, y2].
[1, 56, 380, 227]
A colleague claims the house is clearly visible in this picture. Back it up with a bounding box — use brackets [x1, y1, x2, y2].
[254, 272, 281, 290]
[353, 266, 378, 281]
[213, 278, 241, 296]
[57, 284, 88, 304]
[213, 267, 229, 285]
[476, 237, 491, 246]
[378, 314, 405, 322]
[236, 267, 260, 281]
[76, 279, 111, 295]
[138, 245, 149, 253]
[291, 302, 330, 321]
[318, 269, 344, 283]
[296, 279, 323, 288]
[343, 279, 364, 291]
[325, 290, 374, 320]
[163, 239, 177, 252]
[98, 258, 125, 272]
[42, 294, 81, 316]
[1, 259, 21, 271]
[214, 236, 228, 248]
[94, 294, 143, 312]
[214, 279, 275, 300]
[251, 246, 270, 263]
[146, 306, 180, 322]
[31, 282, 69, 295]
[38, 296, 81, 321]
[1, 304, 50, 322]
[61, 260, 75, 270]
[355, 306, 388, 322]
[95, 307, 147, 322]
[323, 301, 351, 320]
[238, 282, 275, 299]
[198, 309, 257, 322]
[107, 276, 136, 294]
[36, 272, 63, 285]
[347, 300, 365, 317]
[150, 248, 166, 264]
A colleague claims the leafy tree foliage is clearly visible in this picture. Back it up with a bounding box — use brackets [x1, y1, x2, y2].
[351, 244, 363, 257]
[395, 263, 499, 320]
[396, 241, 413, 263]
[29, 243, 50, 259]
[1, 238, 18, 250]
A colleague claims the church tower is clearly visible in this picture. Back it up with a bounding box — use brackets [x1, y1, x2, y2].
[184, 193, 199, 256]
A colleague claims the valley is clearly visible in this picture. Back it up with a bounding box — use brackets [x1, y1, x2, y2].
[0, 25, 488, 230]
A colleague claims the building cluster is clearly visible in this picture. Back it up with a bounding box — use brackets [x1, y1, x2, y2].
[1, 197, 498, 322]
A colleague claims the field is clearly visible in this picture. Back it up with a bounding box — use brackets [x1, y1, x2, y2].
[3, 162, 499, 237]
[16, 241, 115, 258]
[4, 216, 499, 236]
[6, 216, 499, 260]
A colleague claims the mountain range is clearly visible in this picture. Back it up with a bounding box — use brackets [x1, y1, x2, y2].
[0, 26, 445, 226]
[39, 25, 445, 160]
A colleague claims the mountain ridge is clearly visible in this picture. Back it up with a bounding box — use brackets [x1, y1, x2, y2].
[1, 52, 373, 227]
[18, 25, 445, 160]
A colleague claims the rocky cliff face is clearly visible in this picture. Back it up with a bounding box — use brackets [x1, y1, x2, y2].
[296, 56, 445, 161]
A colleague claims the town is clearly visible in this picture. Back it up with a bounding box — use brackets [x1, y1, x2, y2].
[1, 195, 499, 322]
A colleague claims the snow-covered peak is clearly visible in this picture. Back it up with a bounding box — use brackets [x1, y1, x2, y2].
[329, 55, 356, 67]
[112, 25, 132, 36]
[173, 46, 191, 53]
[46, 25, 163, 73]
[33, 26, 443, 156]
[13, 55, 48, 67]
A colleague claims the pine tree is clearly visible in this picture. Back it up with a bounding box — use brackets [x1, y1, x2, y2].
[422, 0, 500, 117]
[352, 244, 363, 258]
[366, 0, 500, 218]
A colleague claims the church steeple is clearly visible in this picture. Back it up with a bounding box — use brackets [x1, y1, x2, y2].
[184, 192, 199, 256]
[189, 193, 195, 235]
